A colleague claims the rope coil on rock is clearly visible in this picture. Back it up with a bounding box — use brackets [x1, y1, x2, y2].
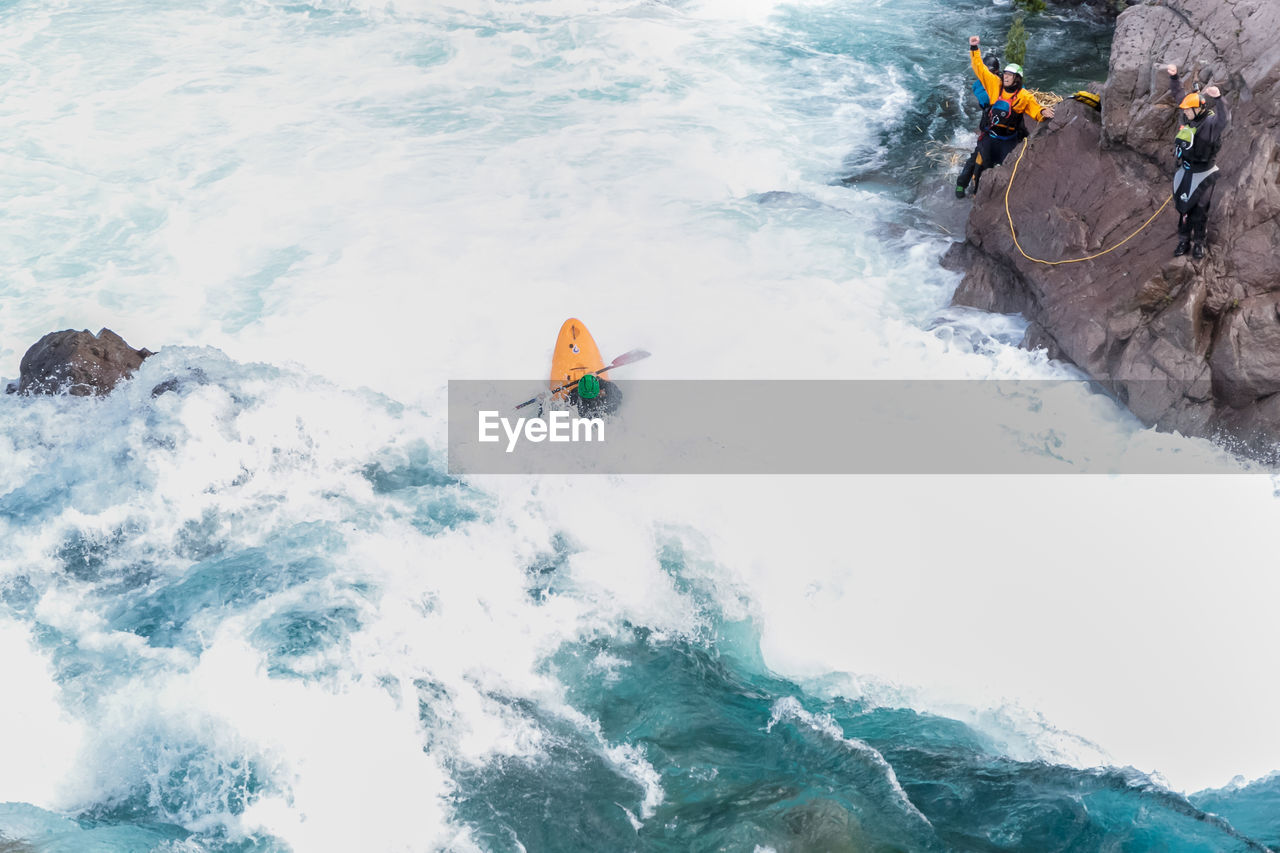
[1004, 138, 1173, 265]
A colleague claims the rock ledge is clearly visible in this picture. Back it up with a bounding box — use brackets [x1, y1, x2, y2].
[946, 0, 1280, 456]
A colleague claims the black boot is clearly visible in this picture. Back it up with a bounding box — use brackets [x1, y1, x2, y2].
[1192, 241, 1205, 260]
[955, 183, 967, 199]
[1174, 238, 1191, 257]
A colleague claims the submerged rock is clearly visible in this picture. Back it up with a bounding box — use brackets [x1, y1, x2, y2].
[11, 328, 153, 396]
[945, 0, 1280, 457]
[150, 366, 209, 398]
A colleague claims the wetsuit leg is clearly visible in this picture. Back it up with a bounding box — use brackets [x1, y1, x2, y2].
[969, 135, 1018, 192]
[957, 150, 979, 194]
[969, 136, 997, 191]
[971, 165, 985, 192]
[1174, 172, 1195, 254]
[1187, 180, 1216, 242]
[985, 135, 1020, 169]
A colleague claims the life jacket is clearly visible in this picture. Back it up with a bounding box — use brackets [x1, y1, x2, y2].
[972, 79, 991, 109]
[1174, 122, 1197, 163]
[1171, 114, 1220, 212]
[1173, 112, 1214, 168]
[986, 98, 1025, 140]
[973, 80, 994, 132]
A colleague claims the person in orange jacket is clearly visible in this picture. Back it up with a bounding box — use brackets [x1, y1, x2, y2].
[956, 34, 1054, 199]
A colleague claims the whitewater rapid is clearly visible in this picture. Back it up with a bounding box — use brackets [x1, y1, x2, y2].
[1, 0, 1277, 849]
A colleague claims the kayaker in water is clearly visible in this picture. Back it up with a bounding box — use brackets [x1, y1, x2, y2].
[568, 372, 622, 418]
[513, 318, 647, 417]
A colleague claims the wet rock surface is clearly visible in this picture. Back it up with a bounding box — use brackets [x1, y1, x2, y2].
[945, 0, 1280, 457]
[11, 328, 153, 396]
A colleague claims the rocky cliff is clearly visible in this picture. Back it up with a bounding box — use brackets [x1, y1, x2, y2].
[945, 0, 1280, 455]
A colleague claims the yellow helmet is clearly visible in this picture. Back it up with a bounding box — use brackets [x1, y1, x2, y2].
[1179, 92, 1204, 110]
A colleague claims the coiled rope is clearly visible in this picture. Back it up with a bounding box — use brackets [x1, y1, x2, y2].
[1004, 138, 1172, 265]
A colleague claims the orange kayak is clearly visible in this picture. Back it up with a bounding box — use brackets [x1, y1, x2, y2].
[550, 318, 605, 399]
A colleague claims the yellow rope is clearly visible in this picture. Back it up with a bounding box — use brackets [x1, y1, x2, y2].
[1004, 138, 1172, 266]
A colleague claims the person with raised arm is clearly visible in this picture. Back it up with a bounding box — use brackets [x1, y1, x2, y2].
[956, 34, 1054, 199]
[1165, 64, 1227, 259]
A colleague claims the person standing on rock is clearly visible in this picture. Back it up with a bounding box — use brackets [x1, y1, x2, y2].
[971, 52, 1003, 131]
[1165, 65, 1226, 259]
[956, 35, 1054, 199]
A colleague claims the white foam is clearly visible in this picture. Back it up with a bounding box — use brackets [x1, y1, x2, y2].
[0, 620, 84, 807]
[0, 0, 1276, 836]
[662, 473, 1280, 792]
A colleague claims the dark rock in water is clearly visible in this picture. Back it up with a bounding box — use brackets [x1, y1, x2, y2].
[0, 834, 40, 852]
[945, 0, 1280, 457]
[151, 367, 209, 398]
[753, 191, 839, 211]
[1053, 0, 1125, 15]
[13, 328, 153, 396]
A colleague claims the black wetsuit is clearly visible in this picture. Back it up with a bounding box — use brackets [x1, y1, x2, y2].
[957, 110, 1027, 193]
[1169, 76, 1228, 245]
[569, 379, 623, 418]
[534, 379, 623, 419]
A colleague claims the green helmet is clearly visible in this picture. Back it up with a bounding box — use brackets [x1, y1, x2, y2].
[578, 374, 601, 399]
[1003, 63, 1024, 78]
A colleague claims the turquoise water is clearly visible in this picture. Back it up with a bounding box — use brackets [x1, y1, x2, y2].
[1, 0, 1278, 850]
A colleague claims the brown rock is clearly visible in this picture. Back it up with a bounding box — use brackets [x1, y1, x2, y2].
[948, 0, 1280, 455]
[1209, 296, 1280, 407]
[15, 328, 153, 396]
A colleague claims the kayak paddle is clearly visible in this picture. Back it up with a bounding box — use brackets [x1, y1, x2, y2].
[514, 348, 651, 410]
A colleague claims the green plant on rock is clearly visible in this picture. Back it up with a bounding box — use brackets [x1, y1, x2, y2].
[1006, 0, 1045, 69]
[1006, 12, 1028, 68]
